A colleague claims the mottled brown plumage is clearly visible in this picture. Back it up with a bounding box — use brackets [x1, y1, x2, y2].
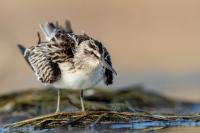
[18, 21, 116, 112]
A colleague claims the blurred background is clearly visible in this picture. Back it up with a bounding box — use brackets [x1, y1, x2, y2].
[0, 0, 200, 101]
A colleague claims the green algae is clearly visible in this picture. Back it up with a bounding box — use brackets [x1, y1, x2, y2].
[0, 86, 176, 115]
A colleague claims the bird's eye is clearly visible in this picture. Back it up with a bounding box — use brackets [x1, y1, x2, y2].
[84, 49, 90, 54]
[84, 49, 93, 55]
[90, 51, 95, 55]
[84, 50, 99, 58]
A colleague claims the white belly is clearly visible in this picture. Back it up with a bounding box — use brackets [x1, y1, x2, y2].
[53, 65, 104, 89]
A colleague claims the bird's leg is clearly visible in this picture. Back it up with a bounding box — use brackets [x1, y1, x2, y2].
[56, 88, 61, 113]
[80, 89, 85, 112]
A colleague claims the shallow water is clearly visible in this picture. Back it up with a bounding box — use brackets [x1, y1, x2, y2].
[1, 119, 200, 133]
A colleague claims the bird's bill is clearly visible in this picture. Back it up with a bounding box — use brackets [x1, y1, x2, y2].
[100, 58, 117, 75]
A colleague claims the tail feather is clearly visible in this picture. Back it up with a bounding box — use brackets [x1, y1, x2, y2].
[39, 22, 56, 41]
[17, 44, 26, 56]
[65, 20, 73, 33]
[17, 44, 33, 70]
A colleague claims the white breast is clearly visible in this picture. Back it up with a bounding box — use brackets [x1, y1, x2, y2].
[53, 63, 104, 89]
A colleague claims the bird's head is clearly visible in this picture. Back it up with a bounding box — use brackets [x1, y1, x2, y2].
[76, 39, 117, 75]
[76, 39, 101, 65]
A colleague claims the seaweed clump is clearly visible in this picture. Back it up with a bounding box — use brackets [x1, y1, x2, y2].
[0, 85, 199, 131]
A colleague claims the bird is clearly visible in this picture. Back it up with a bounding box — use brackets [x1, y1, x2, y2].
[17, 21, 117, 112]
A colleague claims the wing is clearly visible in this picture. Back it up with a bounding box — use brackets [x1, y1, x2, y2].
[22, 21, 76, 84]
[26, 41, 74, 84]
[103, 48, 114, 85]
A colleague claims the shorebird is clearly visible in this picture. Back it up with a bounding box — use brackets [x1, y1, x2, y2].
[17, 21, 117, 112]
